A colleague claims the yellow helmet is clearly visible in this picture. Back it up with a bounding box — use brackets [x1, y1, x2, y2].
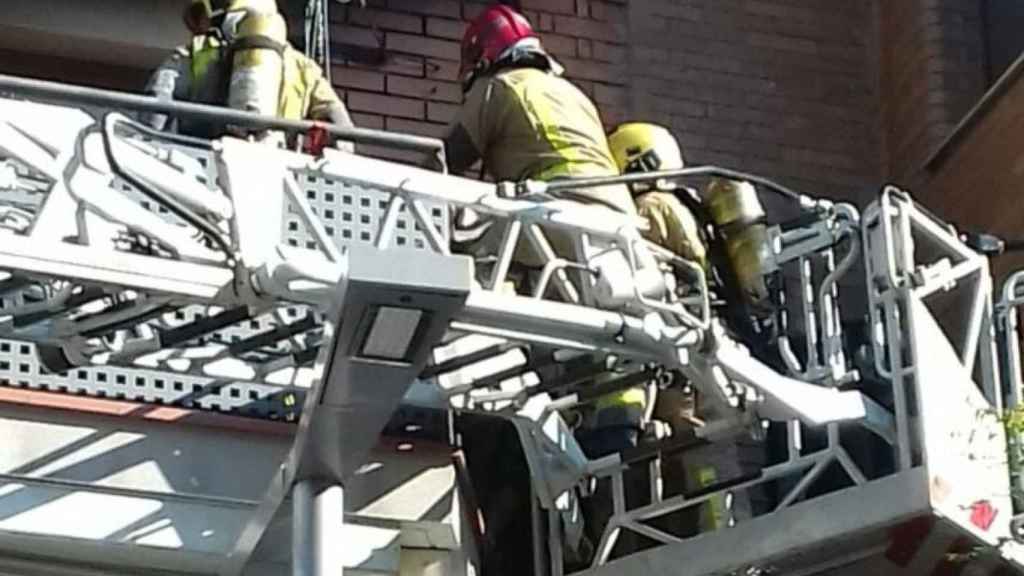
[608, 123, 684, 194]
[608, 123, 684, 175]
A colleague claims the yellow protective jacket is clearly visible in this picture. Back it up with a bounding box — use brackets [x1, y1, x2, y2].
[635, 190, 707, 271]
[143, 34, 352, 135]
[448, 67, 647, 416]
[446, 67, 636, 216]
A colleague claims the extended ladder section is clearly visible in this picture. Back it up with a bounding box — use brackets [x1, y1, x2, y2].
[0, 75, 1020, 575]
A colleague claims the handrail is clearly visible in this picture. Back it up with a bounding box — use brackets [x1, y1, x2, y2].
[530, 165, 808, 202]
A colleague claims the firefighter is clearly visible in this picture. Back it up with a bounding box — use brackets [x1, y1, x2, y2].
[144, 0, 353, 148]
[441, 1, 649, 463]
[440, 5, 651, 565]
[441, 4, 646, 427]
[437, 4, 637, 225]
[607, 122, 731, 534]
[608, 122, 706, 270]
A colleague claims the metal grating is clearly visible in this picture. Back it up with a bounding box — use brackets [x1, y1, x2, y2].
[0, 135, 449, 421]
[0, 337, 302, 419]
[287, 175, 446, 251]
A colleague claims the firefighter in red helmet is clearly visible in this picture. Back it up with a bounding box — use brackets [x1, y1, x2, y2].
[445, 6, 646, 572]
[440, 5, 635, 217]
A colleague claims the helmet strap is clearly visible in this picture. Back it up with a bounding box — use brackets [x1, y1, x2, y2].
[461, 58, 491, 93]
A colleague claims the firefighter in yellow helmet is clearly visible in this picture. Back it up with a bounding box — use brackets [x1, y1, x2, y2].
[602, 120, 707, 472]
[608, 122, 735, 534]
[144, 0, 354, 148]
[608, 122, 707, 269]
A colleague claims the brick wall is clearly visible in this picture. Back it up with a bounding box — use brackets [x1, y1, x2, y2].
[326, 0, 884, 204]
[878, 0, 986, 184]
[325, 0, 628, 163]
[922, 68, 1024, 282]
[624, 0, 882, 203]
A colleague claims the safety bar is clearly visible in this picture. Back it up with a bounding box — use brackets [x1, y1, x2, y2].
[525, 165, 809, 202]
[0, 73, 447, 159]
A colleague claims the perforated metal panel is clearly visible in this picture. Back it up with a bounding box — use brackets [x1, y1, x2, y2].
[0, 338, 302, 418]
[0, 134, 449, 422]
[286, 176, 446, 252]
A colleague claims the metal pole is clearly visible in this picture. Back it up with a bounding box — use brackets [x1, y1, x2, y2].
[293, 480, 345, 576]
[293, 481, 314, 576]
[0, 73, 442, 154]
[322, 0, 333, 85]
[532, 165, 805, 201]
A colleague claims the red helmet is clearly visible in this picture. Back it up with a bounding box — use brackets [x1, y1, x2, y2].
[460, 5, 537, 90]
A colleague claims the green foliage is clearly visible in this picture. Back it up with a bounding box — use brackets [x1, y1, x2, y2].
[1006, 405, 1024, 436]
[1003, 405, 1024, 510]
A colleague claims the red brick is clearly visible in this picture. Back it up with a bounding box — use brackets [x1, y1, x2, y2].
[386, 32, 461, 61]
[427, 101, 461, 123]
[347, 55, 425, 78]
[574, 79, 595, 97]
[331, 68, 385, 92]
[347, 91, 425, 119]
[590, 1, 626, 22]
[426, 58, 461, 82]
[537, 13, 555, 32]
[553, 15, 626, 42]
[747, 32, 818, 55]
[593, 82, 627, 106]
[462, 1, 490, 20]
[521, 0, 575, 15]
[539, 34, 577, 58]
[386, 117, 450, 139]
[578, 39, 593, 59]
[331, 25, 384, 48]
[652, 95, 707, 118]
[559, 57, 626, 85]
[593, 41, 627, 64]
[387, 75, 462, 103]
[387, 0, 460, 19]
[647, 1, 702, 22]
[350, 113, 385, 130]
[347, 8, 423, 34]
[426, 17, 464, 40]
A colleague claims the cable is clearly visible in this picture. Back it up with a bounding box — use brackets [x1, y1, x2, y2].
[537, 165, 806, 203]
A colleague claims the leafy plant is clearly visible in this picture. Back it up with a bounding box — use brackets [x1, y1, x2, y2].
[1002, 405, 1024, 510]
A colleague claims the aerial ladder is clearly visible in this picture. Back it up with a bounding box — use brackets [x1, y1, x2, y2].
[0, 73, 1020, 576]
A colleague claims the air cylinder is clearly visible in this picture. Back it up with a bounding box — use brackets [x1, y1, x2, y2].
[706, 178, 774, 313]
[227, 10, 288, 118]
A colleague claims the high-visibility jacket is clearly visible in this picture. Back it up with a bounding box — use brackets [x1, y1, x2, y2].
[635, 190, 707, 271]
[144, 34, 352, 137]
[446, 67, 636, 216]
[444, 66, 645, 418]
[189, 35, 345, 122]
